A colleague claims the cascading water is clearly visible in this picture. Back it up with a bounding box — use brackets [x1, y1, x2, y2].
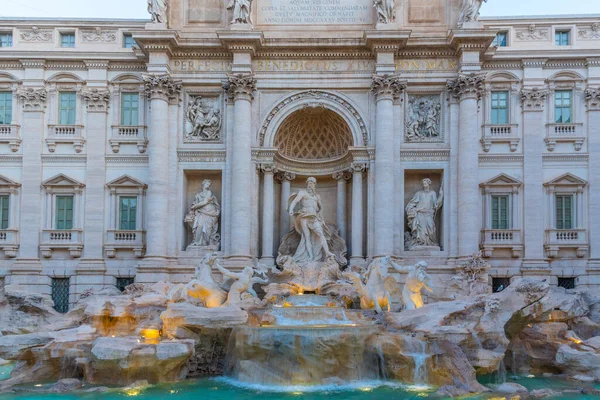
[403, 335, 429, 384]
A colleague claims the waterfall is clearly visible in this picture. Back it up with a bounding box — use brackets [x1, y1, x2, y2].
[495, 359, 507, 384]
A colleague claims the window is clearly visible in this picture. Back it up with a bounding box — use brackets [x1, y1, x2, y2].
[491, 91, 509, 125]
[554, 91, 572, 124]
[558, 277, 576, 290]
[555, 194, 574, 230]
[116, 277, 135, 292]
[123, 34, 136, 49]
[491, 195, 509, 230]
[119, 196, 137, 230]
[492, 278, 510, 293]
[0, 195, 8, 230]
[56, 195, 74, 230]
[555, 30, 570, 46]
[61, 32, 75, 47]
[0, 92, 11, 125]
[51, 278, 70, 313]
[492, 32, 507, 47]
[121, 93, 139, 126]
[59, 92, 77, 125]
[0, 33, 12, 48]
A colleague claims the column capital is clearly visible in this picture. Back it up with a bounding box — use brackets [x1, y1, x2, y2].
[16, 88, 47, 111]
[143, 74, 182, 101]
[81, 89, 110, 112]
[371, 74, 407, 101]
[446, 73, 485, 101]
[585, 87, 600, 111]
[274, 171, 296, 182]
[350, 161, 368, 173]
[521, 88, 550, 112]
[333, 171, 352, 181]
[258, 163, 275, 174]
[224, 73, 257, 101]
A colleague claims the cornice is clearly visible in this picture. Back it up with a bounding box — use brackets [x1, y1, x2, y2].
[479, 154, 524, 164]
[177, 149, 227, 163]
[0, 61, 23, 70]
[105, 155, 149, 164]
[46, 61, 87, 70]
[400, 149, 450, 161]
[216, 31, 264, 55]
[0, 155, 23, 165]
[108, 62, 147, 71]
[41, 155, 87, 164]
[542, 153, 589, 163]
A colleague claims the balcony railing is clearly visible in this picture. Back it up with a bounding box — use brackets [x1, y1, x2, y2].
[545, 123, 585, 151]
[0, 229, 19, 258]
[47, 125, 85, 153]
[481, 124, 519, 152]
[105, 229, 146, 258]
[40, 229, 83, 258]
[545, 228, 588, 258]
[0, 124, 21, 152]
[481, 229, 523, 258]
[110, 125, 147, 153]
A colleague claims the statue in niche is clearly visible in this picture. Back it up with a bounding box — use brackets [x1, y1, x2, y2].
[405, 178, 443, 250]
[373, 0, 395, 24]
[147, 0, 169, 23]
[458, 0, 487, 26]
[186, 96, 222, 140]
[406, 96, 442, 142]
[227, 0, 252, 24]
[185, 179, 220, 248]
[391, 261, 433, 310]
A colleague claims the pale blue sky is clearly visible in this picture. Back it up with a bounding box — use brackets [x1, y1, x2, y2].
[1, 0, 600, 19]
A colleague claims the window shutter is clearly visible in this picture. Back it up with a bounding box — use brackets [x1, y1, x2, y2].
[0, 195, 8, 230]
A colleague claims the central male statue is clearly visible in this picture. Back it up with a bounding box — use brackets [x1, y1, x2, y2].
[287, 177, 335, 262]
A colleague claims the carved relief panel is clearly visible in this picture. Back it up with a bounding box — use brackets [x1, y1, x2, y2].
[404, 93, 444, 143]
[184, 92, 224, 143]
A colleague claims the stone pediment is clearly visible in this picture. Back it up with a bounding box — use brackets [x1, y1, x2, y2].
[544, 173, 587, 187]
[42, 173, 85, 188]
[0, 175, 21, 188]
[106, 175, 147, 188]
[481, 173, 522, 188]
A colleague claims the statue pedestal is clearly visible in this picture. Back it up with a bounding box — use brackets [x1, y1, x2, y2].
[405, 246, 441, 257]
[145, 22, 167, 30]
[185, 244, 219, 254]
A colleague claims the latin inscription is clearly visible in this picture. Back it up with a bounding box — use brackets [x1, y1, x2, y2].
[257, 0, 373, 25]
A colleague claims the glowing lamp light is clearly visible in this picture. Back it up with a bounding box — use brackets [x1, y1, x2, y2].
[125, 388, 141, 396]
[291, 391, 303, 396]
[359, 387, 373, 392]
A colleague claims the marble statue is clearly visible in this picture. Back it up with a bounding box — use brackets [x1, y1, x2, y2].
[391, 261, 433, 310]
[405, 178, 443, 250]
[227, 0, 252, 24]
[344, 256, 399, 313]
[185, 179, 220, 248]
[186, 97, 222, 140]
[458, 0, 487, 26]
[147, 0, 169, 23]
[406, 96, 442, 142]
[373, 0, 395, 24]
[184, 252, 227, 307]
[214, 264, 261, 307]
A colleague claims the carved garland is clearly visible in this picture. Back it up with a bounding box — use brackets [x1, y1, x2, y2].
[259, 90, 369, 147]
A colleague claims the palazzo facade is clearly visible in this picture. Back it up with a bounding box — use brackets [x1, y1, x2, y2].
[0, 0, 599, 309]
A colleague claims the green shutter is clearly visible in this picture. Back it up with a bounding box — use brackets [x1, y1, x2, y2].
[491, 195, 509, 230]
[0, 92, 12, 125]
[119, 197, 137, 230]
[556, 195, 573, 230]
[0, 195, 8, 230]
[59, 92, 76, 125]
[121, 94, 139, 126]
[491, 91, 508, 125]
[56, 196, 74, 230]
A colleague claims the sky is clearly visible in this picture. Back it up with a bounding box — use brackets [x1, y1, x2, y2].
[1, 0, 600, 19]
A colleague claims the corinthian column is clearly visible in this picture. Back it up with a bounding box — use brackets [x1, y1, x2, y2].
[260, 164, 275, 266]
[143, 74, 181, 261]
[225, 74, 256, 264]
[351, 162, 367, 264]
[587, 88, 600, 269]
[371, 75, 406, 258]
[447, 73, 485, 257]
[333, 171, 351, 242]
[276, 171, 296, 241]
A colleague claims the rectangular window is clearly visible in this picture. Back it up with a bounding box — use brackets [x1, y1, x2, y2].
[492, 277, 510, 293]
[52, 278, 70, 313]
[0, 195, 8, 230]
[60, 32, 75, 48]
[492, 32, 507, 47]
[121, 93, 139, 126]
[123, 34, 136, 49]
[554, 90, 572, 124]
[557, 277, 576, 290]
[56, 195, 74, 230]
[116, 277, 135, 292]
[555, 30, 570, 46]
[59, 92, 77, 125]
[491, 195, 509, 230]
[0, 33, 12, 48]
[555, 194, 574, 230]
[119, 196, 137, 230]
[0, 92, 12, 125]
[491, 91, 509, 125]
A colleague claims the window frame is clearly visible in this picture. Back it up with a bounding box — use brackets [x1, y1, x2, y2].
[119, 196, 138, 231]
[58, 91, 77, 125]
[51, 277, 70, 313]
[60, 32, 76, 48]
[491, 194, 510, 230]
[0, 175, 20, 232]
[555, 193, 575, 230]
[123, 34, 136, 49]
[0, 32, 12, 48]
[554, 90, 573, 124]
[0, 91, 12, 125]
[544, 173, 587, 232]
[107, 175, 147, 231]
[492, 31, 508, 47]
[555, 30, 570, 46]
[42, 174, 84, 231]
[0, 194, 9, 230]
[55, 195, 74, 230]
[480, 174, 522, 231]
[490, 90, 509, 125]
[120, 92, 140, 126]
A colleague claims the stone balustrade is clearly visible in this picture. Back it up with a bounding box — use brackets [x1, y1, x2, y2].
[481, 123, 520, 152]
[545, 123, 585, 151]
[46, 125, 85, 153]
[0, 229, 19, 258]
[109, 125, 148, 153]
[40, 229, 84, 258]
[0, 124, 21, 152]
[481, 229, 523, 258]
[545, 228, 588, 258]
[105, 229, 146, 258]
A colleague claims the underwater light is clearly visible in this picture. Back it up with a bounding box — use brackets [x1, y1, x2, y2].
[527, 374, 535, 378]
[125, 388, 141, 396]
[359, 387, 373, 392]
[34, 384, 43, 387]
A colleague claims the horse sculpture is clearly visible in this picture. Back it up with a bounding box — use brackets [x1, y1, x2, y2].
[344, 256, 398, 313]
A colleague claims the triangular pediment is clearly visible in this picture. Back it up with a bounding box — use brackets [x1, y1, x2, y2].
[481, 173, 522, 187]
[42, 174, 85, 188]
[0, 175, 20, 188]
[106, 175, 147, 188]
[544, 173, 587, 187]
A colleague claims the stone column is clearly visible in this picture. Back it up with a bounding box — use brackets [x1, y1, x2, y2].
[225, 74, 256, 264]
[333, 171, 351, 242]
[276, 171, 295, 241]
[260, 165, 275, 266]
[371, 75, 406, 258]
[143, 75, 181, 261]
[351, 162, 367, 264]
[586, 88, 600, 268]
[521, 88, 550, 271]
[447, 74, 485, 257]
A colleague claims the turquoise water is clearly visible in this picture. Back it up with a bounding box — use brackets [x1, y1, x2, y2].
[0, 364, 14, 382]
